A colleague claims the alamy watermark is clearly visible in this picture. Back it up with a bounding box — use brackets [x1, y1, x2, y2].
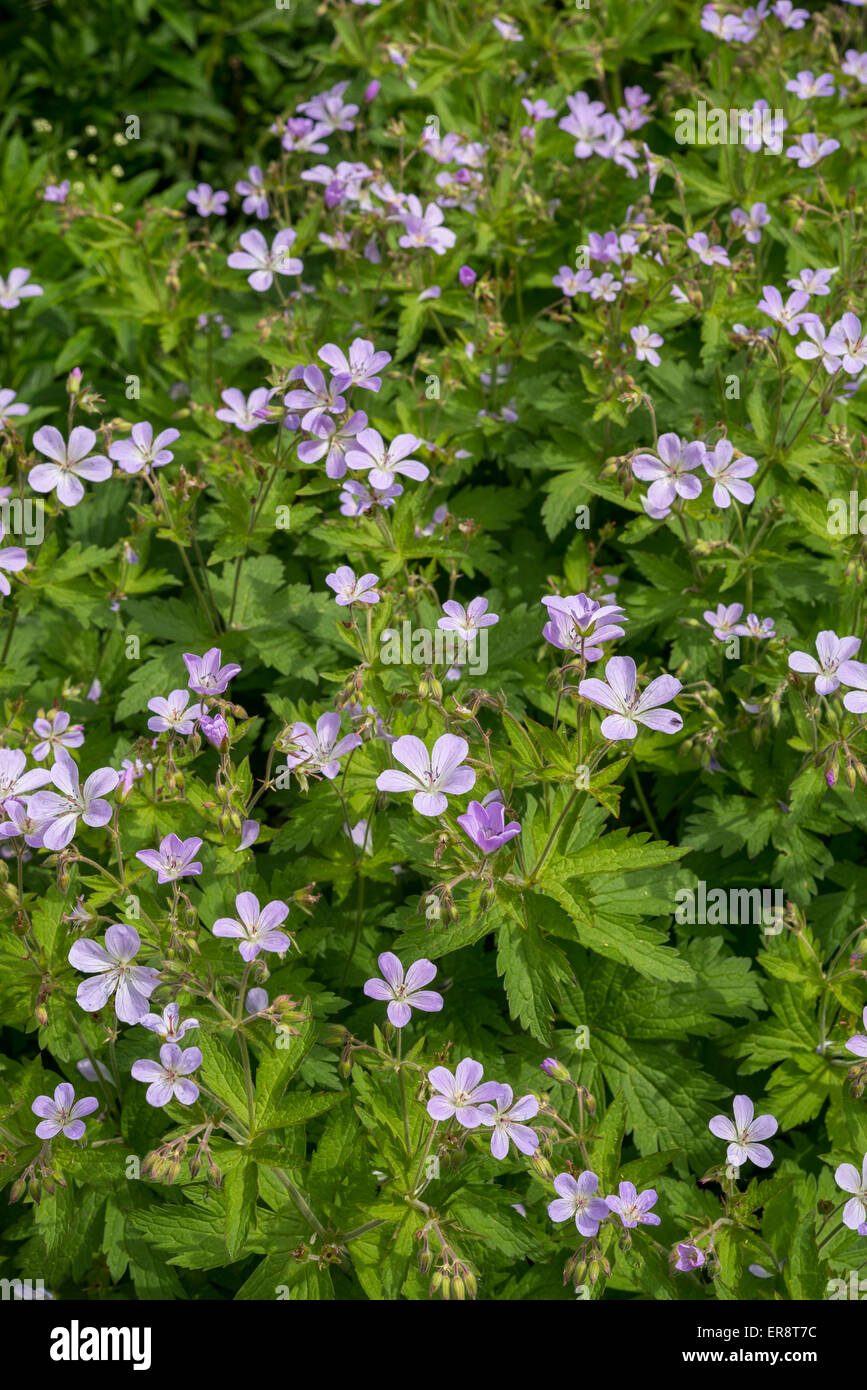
[674, 881, 783, 933]
[380, 621, 489, 677]
[0, 497, 44, 545]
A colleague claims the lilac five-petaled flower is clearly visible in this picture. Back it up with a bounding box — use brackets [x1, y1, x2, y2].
[788, 631, 860, 694]
[426, 1058, 505, 1128]
[437, 597, 498, 641]
[147, 689, 203, 735]
[326, 566, 380, 606]
[708, 1094, 778, 1168]
[548, 1170, 610, 1236]
[131, 1044, 203, 1107]
[457, 798, 521, 853]
[579, 655, 682, 740]
[136, 833, 203, 883]
[32, 1082, 98, 1140]
[283, 712, 362, 780]
[376, 733, 475, 815]
[845, 1007, 867, 1058]
[836, 1153, 867, 1230]
[702, 440, 758, 509]
[26, 749, 119, 850]
[216, 387, 276, 432]
[541, 592, 626, 662]
[345, 428, 428, 489]
[633, 433, 704, 510]
[30, 426, 112, 507]
[704, 602, 744, 640]
[140, 1001, 200, 1042]
[68, 923, 161, 1024]
[674, 1243, 705, 1272]
[317, 338, 391, 391]
[606, 1180, 661, 1227]
[31, 710, 84, 761]
[212, 892, 291, 961]
[183, 648, 242, 696]
[227, 229, 303, 290]
[109, 422, 179, 473]
[363, 951, 443, 1027]
[478, 1086, 539, 1159]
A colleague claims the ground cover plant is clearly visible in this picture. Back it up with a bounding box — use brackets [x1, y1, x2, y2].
[1, 0, 867, 1306]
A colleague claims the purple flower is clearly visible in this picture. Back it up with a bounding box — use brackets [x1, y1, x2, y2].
[283, 712, 362, 780]
[0, 268, 43, 310]
[339, 478, 403, 515]
[68, 923, 161, 1024]
[30, 425, 112, 507]
[734, 613, 775, 639]
[212, 891, 291, 961]
[730, 202, 770, 244]
[846, 1006, 867, 1058]
[0, 798, 49, 848]
[26, 749, 119, 850]
[0, 748, 51, 800]
[345, 427, 428, 488]
[709, 1094, 778, 1168]
[30, 710, 83, 762]
[140, 1001, 199, 1042]
[702, 440, 758, 508]
[43, 180, 70, 204]
[459, 265, 477, 288]
[687, 232, 730, 268]
[786, 133, 839, 167]
[438, 596, 498, 640]
[674, 1243, 706, 1272]
[788, 267, 836, 296]
[842, 49, 867, 84]
[522, 97, 557, 121]
[835, 1154, 867, 1229]
[236, 819, 260, 852]
[789, 631, 860, 694]
[187, 183, 229, 216]
[703, 602, 744, 640]
[317, 337, 391, 391]
[478, 1086, 539, 1159]
[199, 712, 229, 749]
[579, 655, 682, 740]
[397, 196, 456, 255]
[32, 1082, 98, 1140]
[235, 166, 269, 219]
[297, 81, 359, 135]
[147, 689, 203, 736]
[283, 365, 349, 430]
[297, 410, 367, 478]
[457, 799, 521, 853]
[227, 229, 303, 290]
[553, 266, 592, 297]
[757, 285, 816, 335]
[773, 1, 809, 26]
[606, 1180, 661, 1227]
[548, 1170, 610, 1236]
[541, 592, 626, 662]
[0, 387, 30, 428]
[183, 647, 242, 696]
[825, 314, 867, 375]
[785, 70, 835, 99]
[633, 433, 704, 509]
[325, 565, 380, 606]
[376, 733, 475, 816]
[426, 1058, 505, 1128]
[108, 421, 179, 473]
[275, 116, 331, 155]
[630, 325, 663, 366]
[216, 387, 276, 432]
[135, 833, 203, 883]
[362, 951, 443, 1027]
[131, 1043, 202, 1107]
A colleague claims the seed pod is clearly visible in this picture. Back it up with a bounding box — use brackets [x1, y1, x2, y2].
[452, 1275, 466, 1301]
[429, 1271, 443, 1295]
[463, 1270, 477, 1299]
[35, 1004, 49, 1028]
[430, 678, 443, 702]
[9, 1178, 26, 1204]
[439, 1275, 451, 1301]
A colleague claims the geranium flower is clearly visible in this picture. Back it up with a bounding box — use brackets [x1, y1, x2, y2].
[788, 631, 860, 694]
[702, 440, 758, 507]
[457, 798, 521, 854]
[109, 422, 179, 473]
[785, 70, 835, 99]
[606, 1181, 661, 1227]
[215, 387, 276, 432]
[704, 602, 744, 639]
[541, 593, 626, 661]
[786, 133, 839, 167]
[734, 613, 775, 639]
[633, 433, 704, 509]
[362, 951, 443, 1026]
[30, 425, 112, 507]
[183, 647, 242, 695]
[842, 49, 867, 84]
[397, 197, 456, 254]
[773, 2, 810, 27]
[845, 1006, 867, 1057]
[186, 183, 229, 216]
[339, 478, 403, 515]
[297, 410, 367, 478]
[835, 1154, 867, 1229]
[0, 388, 29, 428]
[825, 314, 867, 374]
[730, 202, 770, 244]
[68, 924, 161, 1024]
[553, 266, 592, 296]
[227, 228, 303, 290]
[135, 833, 203, 882]
[212, 891, 291, 961]
[0, 520, 27, 596]
[317, 337, 391, 391]
[630, 325, 664, 365]
[131, 1043, 202, 1107]
[43, 180, 70, 203]
[687, 233, 730, 268]
[0, 748, 51, 801]
[840, 659, 867, 713]
[345, 428, 428, 488]
[25, 749, 119, 850]
[140, 1001, 200, 1042]
[795, 319, 842, 373]
[478, 1086, 539, 1158]
[674, 1243, 706, 1272]
[757, 285, 816, 335]
[787, 267, 836, 296]
[147, 689, 203, 735]
[325, 566, 380, 606]
[297, 81, 359, 134]
[579, 655, 683, 740]
[274, 116, 331, 155]
[438, 597, 499, 641]
[199, 712, 229, 749]
[426, 1058, 506, 1128]
[32, 1082, 98, 1140]
[548, 1170, 610, 1235]
[0, 268, 43, 309]
[708, 1094, 778, 1167]
[235, 165, 269, 219]
[0, 798, 49, 848]
[283, 364, 349, 430]
[283, 712, 362, 779]
[31, 710, 84, 761]
[376, 733, 475, 815]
